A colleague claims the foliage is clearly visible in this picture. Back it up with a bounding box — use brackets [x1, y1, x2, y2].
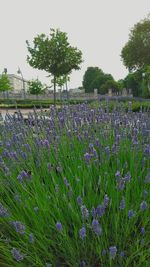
[26, 28, 83, 104]
[0, 104, 149, 267]
[100, 79, 120, 94]
[82, 67, 115, 94]
[82, 67, 103, 92]
[121, 15, 150, 70]
[0, 74, 12, 92]
[51, 75, 70, 89]
[28, 79, 45, 95]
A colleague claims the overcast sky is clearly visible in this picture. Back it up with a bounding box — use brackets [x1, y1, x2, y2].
[0, 0, 150, 88]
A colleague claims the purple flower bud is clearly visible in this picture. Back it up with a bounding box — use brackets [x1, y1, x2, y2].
[124, 172, 131, 182]
[141, 227, 145, 235]
[81, 205, 89, 220]
[12, 221, 25, 235]
[91, 207, 96, 218]
[29, 233, 34, 243]
[11, 248, 24, 262]
[109, 246, 117, 259]
[84, 152, 91, 161]
[79, 226, 86, 240]
[119, 197, 125, 210]
[120, 251, 124, 257]
[96, 204, 105, 217]
[56, 222, 62, 232]
[144, 173, 150, 183]
[77, 196, 83, 206]
[102, 249, 107, 255]
[117, 179, 125, 191]
[143, 190, 148, 197]
[47, 163, 52, 172]
[128, 210, 134, 218]
[92, 219, 102, 235]
[104, 194, 109, 207]
[0, 202, 9, 217]
[64, 177, 69, 187]
[115, 171, 121, 178]
[140, 201, 148, 211]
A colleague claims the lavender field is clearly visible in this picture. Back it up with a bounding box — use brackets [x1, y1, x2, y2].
[0, 103, 149, 267]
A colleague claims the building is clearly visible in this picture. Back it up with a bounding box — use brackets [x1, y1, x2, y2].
[7, 74, 29, 93]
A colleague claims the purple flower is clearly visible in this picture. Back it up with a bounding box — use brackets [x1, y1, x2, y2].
[47, 163, 52, 172]
[77, 196, 83, 206]
[64, 177, 69, 187]
[143, 190, 148, 197]
[140, 201, 148, 211]
[109, 246, 117, 259]
[120, 251, 124, 257]
[119, 197, 125, 210]
[11, 248, 24, 262]
[104, 194, 109, 207]
[128, 210, 134, 218]
[92, 219, 102, 235]
[56, 222, 62, 232]
[91, 207, 96, 218]
[141, 227, 145, 235]
[144, 173, 150, 183]
[81, 205, 89, 220]
[29, 233, 34, 243]
[79, 226, 86, 240]
[115, 170, 121, 178]
[102, 249, 107, 255]
[12, 221, 25, 234]
[96, 204, 105, 217]
[84, 152, 91, 163]
[117, 179, 125, 191]
[0, 202, 9, 217]
[124, 172, 131, 182]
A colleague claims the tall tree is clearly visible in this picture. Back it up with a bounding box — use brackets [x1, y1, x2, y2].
[121, 15, 150, 71]
[28, 79, 45, 96]
[26, 28, 83, 105]
[82, 67, 104, 92]
[0, 74, 12, 96]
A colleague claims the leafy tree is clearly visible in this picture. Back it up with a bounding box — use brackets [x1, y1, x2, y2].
[28, 79, 45, 95]
[26, 28, 83, 105]
[82, 67, 103, 92]
[83, 67, 115, 94]
[121, 15, 150, 71]
[100, 79, 119, 95]
[0, 74, 12, 93]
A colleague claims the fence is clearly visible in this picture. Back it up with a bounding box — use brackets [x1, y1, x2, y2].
[0, 91, 148, 102]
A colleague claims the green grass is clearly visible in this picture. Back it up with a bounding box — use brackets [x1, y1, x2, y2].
[0, 104, 149, 266]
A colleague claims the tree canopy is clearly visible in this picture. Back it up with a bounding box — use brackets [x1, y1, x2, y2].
[28, 79, 45, 95]
[121, 15, 150, 71]
[0, 74, 12, 92]
[26, 28, 83, 104]
[82, 67, 116, 94]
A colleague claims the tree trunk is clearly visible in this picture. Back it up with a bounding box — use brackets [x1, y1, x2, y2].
[54, 76, 56, 106]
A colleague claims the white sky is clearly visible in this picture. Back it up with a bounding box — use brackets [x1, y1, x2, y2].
[0, 0, 150, 88]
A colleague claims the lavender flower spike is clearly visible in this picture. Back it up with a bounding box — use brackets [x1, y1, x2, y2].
[92, 219, 102, 235]
[140, 201, 148, 211]
[79, 226, 86, 240]
[12, 221, 26, 234]
[56, 222, 62, 232]
[11, 248, 24, 262]
[109, 246, 117, 259]
[81, 205, 89, 220]
[0, 202, 9, 217]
